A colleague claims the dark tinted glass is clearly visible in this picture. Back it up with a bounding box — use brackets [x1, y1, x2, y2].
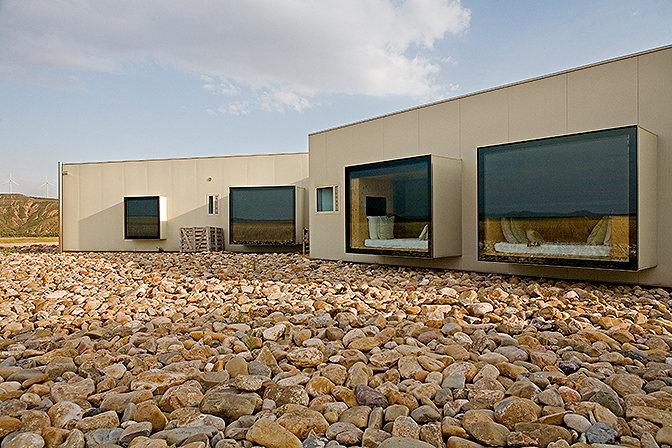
[229, 186, 296, 245]
[124, 196, 160, 239]
[346, 155, 431, 256]
[478, 126, 637, 269]
[316, 187, 334, 212]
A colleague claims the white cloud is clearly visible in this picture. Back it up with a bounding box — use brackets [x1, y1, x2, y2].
[0, 0, 470, 111]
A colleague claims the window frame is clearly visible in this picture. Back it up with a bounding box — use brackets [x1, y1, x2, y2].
[228, 185, 299, 245]
[207, 194, 220, 215]
[345, 154, 433, 258]
[316, 185, 339, 213]
[477, 125, 639, 270]
[123, 195, 165, 240]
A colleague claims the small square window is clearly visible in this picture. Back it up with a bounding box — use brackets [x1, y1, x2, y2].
[317, 186, 338, 212]
[207, 194, 220, 215]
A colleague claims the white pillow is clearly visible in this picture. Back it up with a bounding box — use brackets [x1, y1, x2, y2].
[418, 224, 428, 241]
[378, 216, 395, 239]
[367, 216, 380, 239]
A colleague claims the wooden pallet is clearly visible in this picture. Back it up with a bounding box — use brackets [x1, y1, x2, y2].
[180, 227, 224, 252]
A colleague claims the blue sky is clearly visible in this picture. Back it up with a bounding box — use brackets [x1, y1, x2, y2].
[1, 0, 671, 198]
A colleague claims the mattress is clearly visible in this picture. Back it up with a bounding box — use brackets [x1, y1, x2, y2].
[494, 242, 610, 257]
[365, 238, 429, 250]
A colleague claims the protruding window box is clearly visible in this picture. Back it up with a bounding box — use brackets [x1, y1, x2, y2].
[124, 196, 167, 240]
[345, 154, 462, 258]
[478, 125, 657, 270]
[229, 186, 304, 245]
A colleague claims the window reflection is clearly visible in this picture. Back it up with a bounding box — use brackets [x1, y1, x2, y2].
[346, 155, 431, 255]
[478, 126, 638, 269]
[229, 186, 297, 245]
[124, 196, 160, 239]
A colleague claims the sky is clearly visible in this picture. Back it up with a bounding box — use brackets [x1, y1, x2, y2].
[1, 1, 671, 198]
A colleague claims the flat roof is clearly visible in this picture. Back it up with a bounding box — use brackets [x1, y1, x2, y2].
[61, 151, 308, 167]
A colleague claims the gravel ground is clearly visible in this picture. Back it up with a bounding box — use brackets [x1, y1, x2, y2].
[0, 250, 671, 448]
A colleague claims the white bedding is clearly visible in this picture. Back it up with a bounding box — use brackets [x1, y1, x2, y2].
[365, 238, 429, 250]
[494, 242, 610, 257]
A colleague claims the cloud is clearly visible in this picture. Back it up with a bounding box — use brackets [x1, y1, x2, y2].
[0, 0, 470, 111]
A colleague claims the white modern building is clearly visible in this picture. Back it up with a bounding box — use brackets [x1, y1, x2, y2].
[60, 44, 672, 286]
[60, 153, 308, 252]
[308, 44, 672, 286]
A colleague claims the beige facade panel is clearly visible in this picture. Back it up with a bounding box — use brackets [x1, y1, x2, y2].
[61, 153, 309, 252]
[309, 44, 672, 286]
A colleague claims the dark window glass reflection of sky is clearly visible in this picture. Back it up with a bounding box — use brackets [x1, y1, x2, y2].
[231, 187, 295, 221]
[481, 134, 631, 217]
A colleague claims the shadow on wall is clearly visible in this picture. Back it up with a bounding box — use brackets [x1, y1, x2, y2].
[74, 200, 305, 253]
[76, 202, 211, 252]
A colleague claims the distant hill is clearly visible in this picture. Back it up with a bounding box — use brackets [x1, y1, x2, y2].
[0, 194, 59, 237]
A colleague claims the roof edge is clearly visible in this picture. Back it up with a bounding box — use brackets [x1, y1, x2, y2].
[309, 43, 672, 137]
[62, 151, 308, 167]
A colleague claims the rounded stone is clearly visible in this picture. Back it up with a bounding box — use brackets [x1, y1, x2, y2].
[494, 397, 539, 430]
[563, 413, 591, 433]
[586, 421, 618, 445]
[1, 432, 45, 448]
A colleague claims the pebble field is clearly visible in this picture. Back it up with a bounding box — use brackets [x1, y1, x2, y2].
[0, 249, 671, 448]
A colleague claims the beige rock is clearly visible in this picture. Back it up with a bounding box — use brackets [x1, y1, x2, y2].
[494, 397, 539, 430]
[392, 416, 420, 439]
[276, 406, 330, 438]
[75, 409, 119, 432]
[225, 356, 249, 377]
[247, 418, 302, 448]
[128, 437, 169, 448]
[626, 405, 672, 426]
[446, 436, 485, 448]
[442, 361, 478, 382]
[101, 390, 154, 413]
[50, 378, 95, 403]
[286, 347, 324, 367]
[130, 370, 189, 394]
[0, 416, 21, 438]
[159, 379, 204, 412]
[20, 409, 51, 431]
[134, 401, 168, 432]
[467, 421, 510, 447]
[59, 429, 86, 448]
[305, 376, 335, 397]
[1, 432, 46, 448]
[234, 374, 265, 392]
[349, 336, 383, 351]
[339, 405, 372, 428]
[656, 426, 672, 445]
[41, 427, 70, 448]
[47, 401, 82, 429]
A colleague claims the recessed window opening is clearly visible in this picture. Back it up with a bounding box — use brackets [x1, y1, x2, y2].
[124, 196, 162, 239]
[229, 186, 298, 245]
[208, 194, 220, 215]
[317, 185, 339, 212]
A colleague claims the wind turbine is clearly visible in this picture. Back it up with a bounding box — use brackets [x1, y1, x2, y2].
[40, 176, 55, 198]
[2, 173, 19, 194]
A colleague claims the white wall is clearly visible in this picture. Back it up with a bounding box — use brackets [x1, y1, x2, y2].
[309, 45, 672, 286]
[61, 153, 309, 252]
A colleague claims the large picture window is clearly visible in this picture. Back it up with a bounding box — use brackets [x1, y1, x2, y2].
[346, 155, 431, 256]
[229, 186, 299, 245]
[124, 196, 165, 239]
[478, 126, 639, 269]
